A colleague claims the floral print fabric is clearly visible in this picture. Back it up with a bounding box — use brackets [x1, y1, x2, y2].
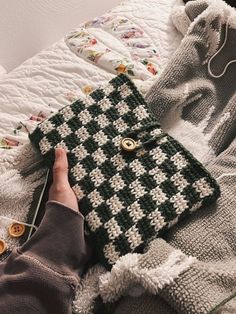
[66, 14, 161, 80]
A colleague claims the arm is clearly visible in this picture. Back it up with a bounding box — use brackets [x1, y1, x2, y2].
[0, 148, 91, 314]
[20, 148, 91, 276]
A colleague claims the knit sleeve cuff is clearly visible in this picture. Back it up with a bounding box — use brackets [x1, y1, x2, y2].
[19, 201, 91, 277]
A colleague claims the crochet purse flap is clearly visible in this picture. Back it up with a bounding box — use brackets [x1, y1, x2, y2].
[29, 74, 220, 268]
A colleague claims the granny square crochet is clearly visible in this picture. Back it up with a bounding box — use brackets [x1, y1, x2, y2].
[29, 74, 220, 268]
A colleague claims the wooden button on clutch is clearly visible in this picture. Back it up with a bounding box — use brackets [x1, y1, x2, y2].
[8, 223, 25, 238]
[121, 138, 137, 152]
[0, 239, 7, 254]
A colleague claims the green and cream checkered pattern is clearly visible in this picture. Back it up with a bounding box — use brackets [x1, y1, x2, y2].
[29, 74, 220, 268]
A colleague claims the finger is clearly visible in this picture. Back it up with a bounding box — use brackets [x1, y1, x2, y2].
[52, 148, 69, 185]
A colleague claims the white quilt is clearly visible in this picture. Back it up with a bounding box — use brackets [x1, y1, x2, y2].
[0, 0, 183, 154]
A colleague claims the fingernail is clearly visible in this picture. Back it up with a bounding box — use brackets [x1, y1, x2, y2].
[55, 148, 63, 159]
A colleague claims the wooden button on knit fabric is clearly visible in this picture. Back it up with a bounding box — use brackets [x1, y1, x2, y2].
[0, 239, 7, 254]
[8, 223, 25, 238]
[121, 138, 137, 152]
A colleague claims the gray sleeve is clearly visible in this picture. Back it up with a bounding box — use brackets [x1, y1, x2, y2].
[145, 0, 210, 124]
[0, 201, 92, 314]
[20, 200, 91, 276]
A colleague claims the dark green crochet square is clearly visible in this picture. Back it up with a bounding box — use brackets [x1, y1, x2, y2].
[119, 167, 137, 185]
[114, 234, 132, 255]
[87, 104, 103, 117]
[160, 139, 179, 157]
[46, 129, 61, 146]
[115, 209, 133, 231]
[107, 90, 122, 105]
[117, 188, 135, 207]
[93, 227, 110, 247]
[138, 194, 157, 214]
[103, 123, 119, 138]
[139, 153, 157, 171]
[101, 160, 117, 178]
[81, 155, 97, 173]
[183, 185, 199, 204]
[67, 152, 79, 168]
[139, 173, 157, 190]
[121, 111, 138, 126]
[90, 89, 105, 101]
[99, 181, 115, 200]
[79, 175, 95, 194]
[102, 142, 117, 158]
[159, 160, 178, 177]
[68, 116, 83, 132]
[83, 137, 99, 154]
[70, 99, 85, 115]
[159, 202, 177, 221]
[64, 133, 80, 151]
[136, 217, 156, 240]
[69, 173, 79, 187]
[181, 167, 202, 184]
[50, 113, 64, 126]
[96, 204, 113, 223]
[28, 127, 44, 147]
[159, 180, 178, 198]
[105, 107, 120, 122]
[85, 120, 100, 136]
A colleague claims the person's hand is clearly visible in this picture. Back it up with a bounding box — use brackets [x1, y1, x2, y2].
[49, 148, 79, 212]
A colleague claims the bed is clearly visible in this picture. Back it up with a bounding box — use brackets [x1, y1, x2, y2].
[0, 0, 183, 151]
[1, 1, 236, 312]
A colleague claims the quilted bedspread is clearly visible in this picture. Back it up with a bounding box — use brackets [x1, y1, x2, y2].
[0, 0, 183, 152]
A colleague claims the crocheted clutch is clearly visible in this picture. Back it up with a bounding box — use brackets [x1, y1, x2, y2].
[29, 74, 220, 268]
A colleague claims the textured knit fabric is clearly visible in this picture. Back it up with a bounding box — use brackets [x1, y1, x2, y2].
[72, 1, 236, 313]
[183, 0, 236, 8]
[0, 0, 235, 312]
[99, 238, 197, 301]
[108, 0, 236, 313]
[0, 144, 47, 262]
[0, 201, 90, 314]
[146, 0, 236, 163]
[113, 294, 177, 314]
[112, 139, 236, 314]
[72, 238, 196, 313]
[29, 74, 220, 269]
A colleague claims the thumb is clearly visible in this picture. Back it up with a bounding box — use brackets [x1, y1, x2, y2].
[52, 148, 69, 185]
